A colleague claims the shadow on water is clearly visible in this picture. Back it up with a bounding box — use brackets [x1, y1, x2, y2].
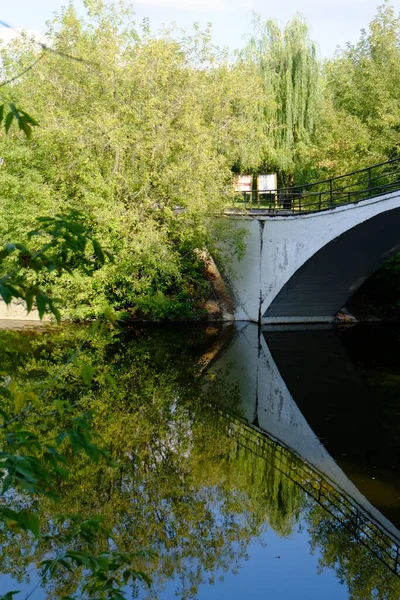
[0, 322, 399, 599]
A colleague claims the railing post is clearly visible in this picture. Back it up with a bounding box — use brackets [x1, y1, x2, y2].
[368, 167, 372, 192]
[329, 179, 334, 208]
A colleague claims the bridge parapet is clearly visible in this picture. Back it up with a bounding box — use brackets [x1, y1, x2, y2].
[223, 189, 400, 323]
[229, 156, 400, 215]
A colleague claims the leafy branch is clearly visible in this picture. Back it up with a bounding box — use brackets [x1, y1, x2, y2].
[0, 102, 39, 139]
[0, 211, 150, 599]
[0, 210, 113, 322]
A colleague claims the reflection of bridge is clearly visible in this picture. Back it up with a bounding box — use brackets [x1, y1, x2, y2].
[206, 324, 400, 576]
[223, 158, 400, 323]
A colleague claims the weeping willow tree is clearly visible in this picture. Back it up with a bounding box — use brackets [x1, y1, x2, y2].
[241, 14, 321, 184]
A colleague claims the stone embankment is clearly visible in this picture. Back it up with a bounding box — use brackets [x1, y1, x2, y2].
[0, 300, 49, 329]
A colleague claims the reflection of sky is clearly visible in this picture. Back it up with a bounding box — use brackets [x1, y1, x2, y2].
[0, 520, 349, 599]
[149, 525, 349, 600]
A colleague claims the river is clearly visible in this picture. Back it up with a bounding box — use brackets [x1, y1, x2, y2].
[0, 322, 399, 599]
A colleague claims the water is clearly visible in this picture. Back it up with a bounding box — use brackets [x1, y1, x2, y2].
[0, 322, 399, 599]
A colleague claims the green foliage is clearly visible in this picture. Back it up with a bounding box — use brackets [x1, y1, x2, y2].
[315, 1, 400, 175]
[0, 324, 304, 598]
[0, 103, 38, 139]
[241, 13, 321, 182]
[0, 211, 112, 321]
[0, 324, 398, 598]
[0, 1, 262, 320]
[0, 208, 146, 599]
[4, 3, 400, 319]
[307, 502, 400, 599]
[0, 324, 153, 599]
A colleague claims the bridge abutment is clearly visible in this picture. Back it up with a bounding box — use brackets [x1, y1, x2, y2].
[221, 191, 400, 323]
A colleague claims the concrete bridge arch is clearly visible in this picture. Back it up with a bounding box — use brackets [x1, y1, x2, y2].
[225, 190, 400, 323]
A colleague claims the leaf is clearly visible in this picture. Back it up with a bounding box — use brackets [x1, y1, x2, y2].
[19, 110, 39, 126]
[53, 463, 69, 480]
[20, 120, 32, 140]
[26, 391, 40, 407]
[106, 457, 119, 469]
[45, 446, 67, 463]
[56, 558, 74, 573]
[8, 104, 31, 139]
[80, 515, 104, 530]
[81, 364, 95, 386]
[0, 247, 12, 262]
[0, 284, 13, 305]
[54, 399, 65, 416]
[104, 372, 117, 389]
[85, 444, 100, 463]
[0, 104, 4, 126]
[14, 391, 25, 413]
[56, 431, 68, 446]
[65, 550, 91, 567]
[123, 569, 131, 583]
[35, 290, 47, 319]
[50, 304, 61, 323]
[0, 283, 22, 303]
[18, 511, 40, 537]
[92, 239, 105, 263]
[104, 306, 118, 325]
[0, 592, 21, 600]
[25, 290, 35, 313]
[5, 111, 13, 134]
[8, 103, 19, 120]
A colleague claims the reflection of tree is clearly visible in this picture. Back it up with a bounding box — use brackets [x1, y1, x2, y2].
[216, 414, 400, 600]
[306, 505, 400, 599]
[1, 325, 399, 599]
[0, 325, 304, 599]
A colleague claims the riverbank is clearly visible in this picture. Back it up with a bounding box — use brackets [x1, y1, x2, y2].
[1, 253, 399, 326]
[0, 300, 47, 322]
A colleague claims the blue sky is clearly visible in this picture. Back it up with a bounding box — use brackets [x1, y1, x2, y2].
[1, 0, 400, 57]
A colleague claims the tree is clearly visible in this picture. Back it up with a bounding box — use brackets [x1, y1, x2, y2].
[322, 1, 400, 171]
[0, 213, 156, 600]
[241, 14, 321, 184]
[0, 0, 262, 320]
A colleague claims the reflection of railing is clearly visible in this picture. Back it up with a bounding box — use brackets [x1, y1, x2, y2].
[218, 410, 400, 577]
[229, 157, 400, 215]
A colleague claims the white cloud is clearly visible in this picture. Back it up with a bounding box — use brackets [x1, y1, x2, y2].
[135, 0, 225, 11]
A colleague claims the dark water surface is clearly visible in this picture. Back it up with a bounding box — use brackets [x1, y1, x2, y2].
[0, 322, 399, 599]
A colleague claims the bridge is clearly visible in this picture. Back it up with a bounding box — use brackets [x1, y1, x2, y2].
[222, 157, 400, 323]
[204, 323, 400, 577]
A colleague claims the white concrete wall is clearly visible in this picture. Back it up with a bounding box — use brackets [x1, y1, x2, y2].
[224, 190, 400, 322]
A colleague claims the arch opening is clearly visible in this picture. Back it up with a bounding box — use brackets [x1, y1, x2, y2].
[264, 208, 400, 320]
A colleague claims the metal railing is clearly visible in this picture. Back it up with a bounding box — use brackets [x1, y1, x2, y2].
[229, 157, 400, 215]
[215, 408, 400, 577]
